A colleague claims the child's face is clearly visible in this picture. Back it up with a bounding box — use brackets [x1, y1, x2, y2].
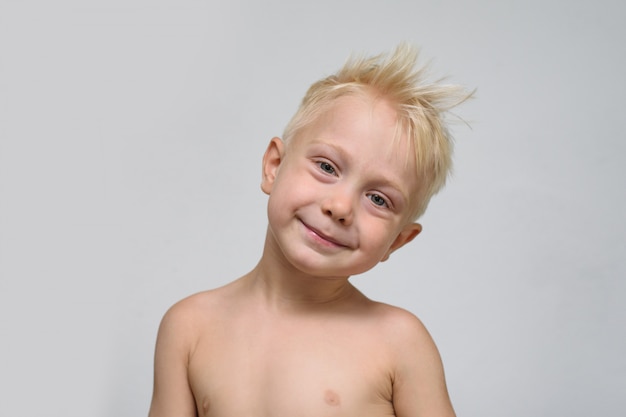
[261, 93, 422, 278]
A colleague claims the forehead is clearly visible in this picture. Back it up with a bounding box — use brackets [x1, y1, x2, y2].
[293, 93, 420, 195]
[298, 93, 414, 160]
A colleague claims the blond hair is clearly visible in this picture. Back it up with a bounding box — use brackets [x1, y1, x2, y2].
[282, 43, 472, 220]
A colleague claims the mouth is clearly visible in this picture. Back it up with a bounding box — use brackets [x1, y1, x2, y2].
[300, 220, 350, 249]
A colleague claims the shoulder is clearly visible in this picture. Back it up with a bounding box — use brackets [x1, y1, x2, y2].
[160, 285, 233, 324]
[371, 303, 433, 344]
[370, 304, 455, 416]
[156, 289, 226, 350]
[369, 303, 442, 369]
[149, 291, 225, 417]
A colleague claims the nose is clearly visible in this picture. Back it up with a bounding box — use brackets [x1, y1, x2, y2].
[321, 187, 354, 225]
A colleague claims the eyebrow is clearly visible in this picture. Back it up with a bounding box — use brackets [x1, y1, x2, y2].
[312, 139, 349, 160]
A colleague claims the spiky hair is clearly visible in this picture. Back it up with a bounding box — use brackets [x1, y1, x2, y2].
[282, 43, 472, 219]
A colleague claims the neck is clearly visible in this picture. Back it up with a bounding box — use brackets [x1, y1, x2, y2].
[241, 232, 362, 311]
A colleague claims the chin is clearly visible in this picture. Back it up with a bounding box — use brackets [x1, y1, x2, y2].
[290, 255, 376, 279]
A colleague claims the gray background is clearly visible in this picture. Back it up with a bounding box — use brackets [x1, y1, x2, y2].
[1, 1, 624, 416]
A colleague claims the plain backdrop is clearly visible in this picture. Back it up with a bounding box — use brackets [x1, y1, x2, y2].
[1, 1, 624, 416]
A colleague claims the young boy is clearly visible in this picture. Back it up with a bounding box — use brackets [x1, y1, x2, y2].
[148, 44, 469, 417]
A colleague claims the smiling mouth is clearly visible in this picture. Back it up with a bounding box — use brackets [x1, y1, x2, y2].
[300, 221, 349, 248]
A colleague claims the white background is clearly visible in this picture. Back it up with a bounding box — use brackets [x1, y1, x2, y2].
[1, 1, 624, 416]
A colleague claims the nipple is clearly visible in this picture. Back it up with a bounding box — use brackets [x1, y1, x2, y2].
[201, 396, 210, 416]
[324, 389, 341, 406]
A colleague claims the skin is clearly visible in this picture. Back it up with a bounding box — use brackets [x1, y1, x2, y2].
[148, 92, 456, 417]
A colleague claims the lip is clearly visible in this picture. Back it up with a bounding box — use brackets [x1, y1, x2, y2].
[300, 220, 350, 249]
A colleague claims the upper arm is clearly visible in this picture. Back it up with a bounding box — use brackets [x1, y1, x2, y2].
[390, 312, 456, 417]
[148, 301, 199, 417]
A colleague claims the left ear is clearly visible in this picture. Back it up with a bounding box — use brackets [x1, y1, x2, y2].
[261, 137, 285, 195]
[381, 223, 422, 262]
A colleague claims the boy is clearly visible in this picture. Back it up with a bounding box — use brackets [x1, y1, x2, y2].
[149, 44, 469, 417]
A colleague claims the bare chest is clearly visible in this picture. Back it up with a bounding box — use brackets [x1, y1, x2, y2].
[188, 316, 396, 417]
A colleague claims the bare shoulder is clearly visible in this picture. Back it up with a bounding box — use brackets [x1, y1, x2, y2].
[154, 291, 212, 364]
[369, 302, 456, 417]
[164, 289, 222, 319]
[148, 287, 234, 417]
[370, 302, 437, 352]
[158, 287, 229, 339]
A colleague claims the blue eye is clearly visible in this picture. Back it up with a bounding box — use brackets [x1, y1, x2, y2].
[369, 194, 388, 207]
[319, 162, 335, 175]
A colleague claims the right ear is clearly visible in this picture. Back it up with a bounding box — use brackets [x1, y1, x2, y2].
[261, 137, 285, 195]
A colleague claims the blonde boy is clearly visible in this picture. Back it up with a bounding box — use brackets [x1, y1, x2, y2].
[149, 44, 469, 417]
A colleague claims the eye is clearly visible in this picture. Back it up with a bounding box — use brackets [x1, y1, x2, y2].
[368, 193, 389, 207]
[318, 161, 336, 175]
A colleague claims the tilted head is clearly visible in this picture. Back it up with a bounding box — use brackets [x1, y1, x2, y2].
[282, 44, 471, 220]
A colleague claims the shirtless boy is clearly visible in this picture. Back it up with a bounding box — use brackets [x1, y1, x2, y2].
[148, 44, 469, 417]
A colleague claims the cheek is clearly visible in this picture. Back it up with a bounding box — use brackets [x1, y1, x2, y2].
[361, 224, 401, 252]
[274, 169, 315, 203]
[266, 180, 305, 222]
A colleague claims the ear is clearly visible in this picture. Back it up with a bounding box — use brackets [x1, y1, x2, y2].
[261, 137, 285, 195]
[381, 223, 422, 262]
